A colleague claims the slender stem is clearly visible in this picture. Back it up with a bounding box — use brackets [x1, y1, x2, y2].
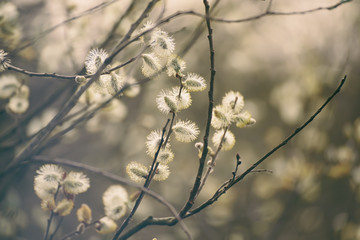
[5, 1, 349, 80]
[44, 184, 61, 240]
[232, 154, 242, 181]
[119, 217, 177, 240]
[44, 211, 54, 240]
[58, 105, 90, 125]
[114, 85, 192, 240]
[100, 0, 136, 49]
[186, 76, 347, 217]
[6, 65, 77, 80]
[179, 0, 216, 218]
[11, 0, 160, 168]
[197, 96, 238, 194]
[13, 0, 122, 54]
[110, 75, 347, 240]
[28, 156, 180, 215]
[60, 221, 96, 240]
[177, 76, 184, 97]
[48, 216, 64, 240]
[114, 68, 184, 239]
[11, 49, 142, 166]
[163, 111, 176, 148]
[197, 127, 228, 195]
[113, 119, 170, 240]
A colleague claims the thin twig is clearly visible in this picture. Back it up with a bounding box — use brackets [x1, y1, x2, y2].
[6, 65, 77, 80]
[163, 111, 176, 148]
[100, 0, 136, 49]
[24, 156, 182, 220]
[6, 53, 140, 81]
[5, 0, 161, 168]
[32, 58, 152, 156]
[113, 119, 168, 239]
[48, 216, 64, 240]
[60, 221, 96, 240]
[5, 1, 349, 80]
[115, 75, 191, 240]
[110, 75, 347, 240]
[197, 127, 228, 195]
[266, 0, 274, 13]
[44, 184, 61, 240]
[178, 0, 221, 57]
[186, 76, 347, 217]
[186, 0, 351, 24]
[251, 169, 273, 174]
[11, 50, 142, 165]
[44, 211, 55, 240]
[13, 0, 121, 54]
[179, 0, 216, 218]
[119, 217, 177, 240]
[232, 153, 242, 181]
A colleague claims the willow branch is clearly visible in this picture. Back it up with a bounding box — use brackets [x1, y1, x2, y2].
[100, 0, 136, 49]
[119, 217, 177, 240]
[12, 0, 158, 165]
[197, 127, 228, 195]
[186, 0, 351, 24]
[113, 119, 169, 240]
[25, 156, 181, 220]
[5, 0, 348, 80]
[179, 0, 216, 217]
[14, 0, 121, 54]
[6, 65, 78, 80]
[186, 76, 347, 217]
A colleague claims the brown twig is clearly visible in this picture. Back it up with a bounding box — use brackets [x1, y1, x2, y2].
[114, 64, 192, 240]
[5, 1, 349, 81]
[100, 0, 136, 49]
[117, 75, 347, 239]
[44, 184, 61, 240]
[48, 216, 64, 240]
[27, 156, 181, 220]
[13, 0, 122, 54]
[197, 127, 228, 195]
[112, 119, 169, 240]
[179, 0, 216, 219]
[186, 76, 347, 217]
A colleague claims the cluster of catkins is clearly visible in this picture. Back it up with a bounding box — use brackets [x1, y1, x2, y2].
[75, 47, 140, 124]
[207, 91, 257, 153]
[126, 21, 207, 183]
[34, 164, 90, 216]
[0, 50, 30, 115]
[34, 164, 131, 234]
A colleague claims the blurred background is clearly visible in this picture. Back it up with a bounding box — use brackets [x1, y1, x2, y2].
[0, 0, 359, 239]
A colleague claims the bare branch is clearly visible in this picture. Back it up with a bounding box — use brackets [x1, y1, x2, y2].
[186, 75, 347, 217]
[6, 0, 349, 80]
[179, 0, 216, 218]
[113, 118, 170, 240]
[14, 0, 122, 54]
[100, 0, 137, 49]
[6, 64, 78, 80]
[24, 156, 181, 220]
[12, 0, 159, 165]
[197, 0, 352, 24]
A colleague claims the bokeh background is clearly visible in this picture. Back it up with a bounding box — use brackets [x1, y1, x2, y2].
[1, 0, 360, 239]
